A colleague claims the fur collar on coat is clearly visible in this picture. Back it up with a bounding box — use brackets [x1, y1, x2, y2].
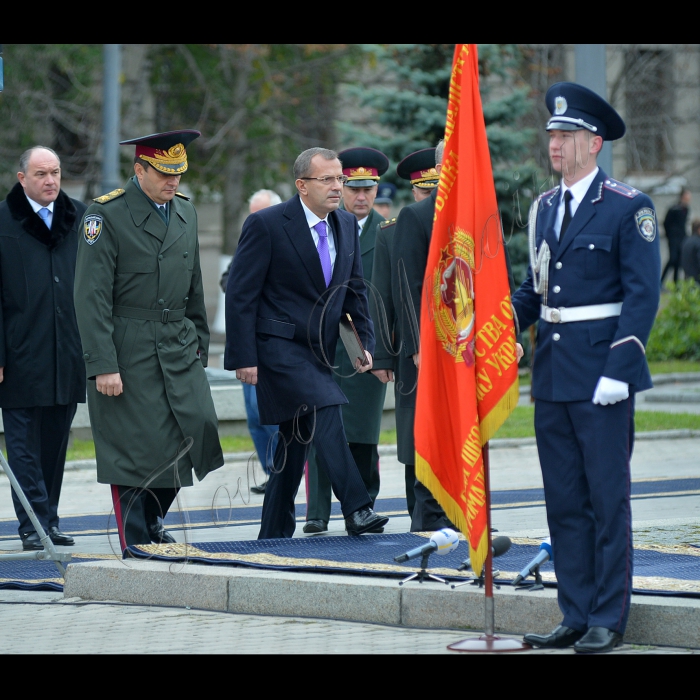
[5, 182, 78, 249]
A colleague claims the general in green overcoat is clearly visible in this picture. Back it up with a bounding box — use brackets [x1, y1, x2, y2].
[74, 177, 223, 489]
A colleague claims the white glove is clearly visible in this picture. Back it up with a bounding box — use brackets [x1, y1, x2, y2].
[592, 376, 629, 405]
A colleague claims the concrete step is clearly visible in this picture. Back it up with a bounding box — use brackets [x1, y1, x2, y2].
[64, 560, 700, 649]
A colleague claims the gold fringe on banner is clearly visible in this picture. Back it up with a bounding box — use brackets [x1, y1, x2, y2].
[479, 380, 520, 446]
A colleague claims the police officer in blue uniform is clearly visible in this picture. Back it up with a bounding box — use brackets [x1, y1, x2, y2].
[513, 83, 661, 653]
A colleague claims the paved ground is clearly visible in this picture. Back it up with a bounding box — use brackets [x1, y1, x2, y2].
[1, 591, 696, 655]
[1, 377, 700, 654]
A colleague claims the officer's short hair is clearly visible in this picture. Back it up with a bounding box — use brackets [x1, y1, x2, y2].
[19, 146, 61, 174]
[134, 156, 152, 171]
[435, 139, 445, 166]
[294, 148, 339, 180]
[692, 219, 700, 236]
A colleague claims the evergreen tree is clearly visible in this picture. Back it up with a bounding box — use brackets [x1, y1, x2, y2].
[338, 43, 540, 283]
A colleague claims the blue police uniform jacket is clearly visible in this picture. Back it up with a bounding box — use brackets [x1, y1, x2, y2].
[512, 169, 661, 402]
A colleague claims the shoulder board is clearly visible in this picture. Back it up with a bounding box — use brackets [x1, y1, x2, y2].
[380, 217, 397, 229]
[538, 186, 560, 206]
[93, 188, 125, 204]
[603, 178, 641, 199]
[175, 192, 190, 200]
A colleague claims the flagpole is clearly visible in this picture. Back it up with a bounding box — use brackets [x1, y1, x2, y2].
[447, 443, 529, 652]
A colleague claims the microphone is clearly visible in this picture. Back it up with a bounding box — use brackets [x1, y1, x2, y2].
[394, 528, 459, 563]
[512, 538, 553, 585]
[456, 535, 512, 571]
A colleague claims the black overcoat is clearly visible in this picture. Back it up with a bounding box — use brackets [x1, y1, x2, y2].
[0, 183, 87, 408]
[224, 194, 375, 426]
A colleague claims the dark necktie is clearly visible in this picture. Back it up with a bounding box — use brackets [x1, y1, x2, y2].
[560, 190, 573, 240]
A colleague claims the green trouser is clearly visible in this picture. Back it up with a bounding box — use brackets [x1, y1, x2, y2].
[306, 443, 380, 523]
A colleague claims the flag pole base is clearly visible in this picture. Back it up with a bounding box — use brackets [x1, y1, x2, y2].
[447, 635, 531, 652]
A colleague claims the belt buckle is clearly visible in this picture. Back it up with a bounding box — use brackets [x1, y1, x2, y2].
[161, 309, 170, 323]
[550, 308, 561, 323]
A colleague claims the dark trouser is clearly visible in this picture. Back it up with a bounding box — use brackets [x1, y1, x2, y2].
[661, 237, 685, 284]
[306, 442, 380, 523]
[3, 404, 77, 536]
[259, 405, 372, 539]
[410, 478, 455, 532]
[535, 397, 634, 635]
[111, 484, 180, 550]
[405, 463, 416, 518]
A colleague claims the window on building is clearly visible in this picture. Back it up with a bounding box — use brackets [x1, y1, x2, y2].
[625, 49, 673, 174]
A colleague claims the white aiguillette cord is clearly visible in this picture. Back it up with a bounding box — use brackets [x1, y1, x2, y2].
[528, 199, 550, 308]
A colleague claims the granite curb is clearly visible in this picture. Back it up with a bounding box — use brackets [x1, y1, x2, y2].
[64, 560, 700, 649]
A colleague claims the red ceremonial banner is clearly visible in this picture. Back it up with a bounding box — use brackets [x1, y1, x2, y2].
[414, 44, 519, 576]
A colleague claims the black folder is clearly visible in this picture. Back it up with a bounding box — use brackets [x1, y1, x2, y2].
[339, 313, 369, 367]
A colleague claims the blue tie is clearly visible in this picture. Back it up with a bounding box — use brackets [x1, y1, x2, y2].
[38, 207, 51, 229]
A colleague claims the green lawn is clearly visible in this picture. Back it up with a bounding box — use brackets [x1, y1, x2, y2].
[492, 406, 700, 440]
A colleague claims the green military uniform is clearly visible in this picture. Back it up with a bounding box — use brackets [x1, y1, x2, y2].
[74, 178, 223, 489]
[306, 206, 387, 522]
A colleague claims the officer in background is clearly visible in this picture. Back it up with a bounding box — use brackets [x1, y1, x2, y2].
[513, 84, 660, 653]
[397, 149, 440, 203]
[371, 147, 439, 519]
[373, 182, 396, 220]
[304, 147, 389, 534]
[74, 130, 224, 551]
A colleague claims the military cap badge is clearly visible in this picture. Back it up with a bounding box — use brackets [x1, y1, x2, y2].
[84, 215, 103, 245]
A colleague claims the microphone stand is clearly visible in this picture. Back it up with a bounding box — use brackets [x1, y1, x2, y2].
[398, 550, 449, 586]
[447, 443, 530, 652]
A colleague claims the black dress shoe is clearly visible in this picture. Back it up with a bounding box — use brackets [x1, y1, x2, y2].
[523, 625, 585, 649]
[303, 519, 328, 534]
[147, 520, 176, 544]
[49, 527, 75, 546]
[345, 507, 389, 536]
[20, 532, 44, 551]
[251, 480, 267, 495]
[574, 626, 623, 654]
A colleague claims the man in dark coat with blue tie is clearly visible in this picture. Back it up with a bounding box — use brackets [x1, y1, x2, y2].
[0, 146, 87, 550]
[225, 147, 389, 539]
[514, 83, 661, 653]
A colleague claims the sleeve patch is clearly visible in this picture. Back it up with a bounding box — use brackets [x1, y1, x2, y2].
[635, 208, 657, 242]
[84, 215, 103, 245]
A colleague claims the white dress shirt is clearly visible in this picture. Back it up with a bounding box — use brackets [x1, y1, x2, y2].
[300, 198, 337, 268]
[554, 167, 599, 239]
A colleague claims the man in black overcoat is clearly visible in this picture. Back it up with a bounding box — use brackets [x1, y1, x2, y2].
[371, 147, 439, 520]
[390, 141, 454, 532]
[0, 146, 87, 550]
[225, 147, 389, 539]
